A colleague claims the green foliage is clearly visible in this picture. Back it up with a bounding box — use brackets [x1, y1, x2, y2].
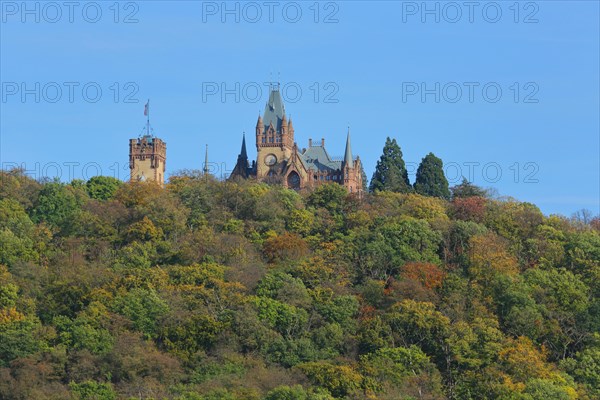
[86, 176, 122, 201]
[69, 380, 116, 400]
[0, 316, 45, 366]
[0, 169, 597, 399]
[298, 362, 363, 397]
[369, 137, 411, 193]
[451, 178, 487, 198]
[32, 181, 84, 228]
[414, 152, 450, 199]
[561, 337, 600, 396]
[352, 217, 442, 281]
[112, 287, 169, 338]
[253, 296, 308, 338]
[306, 183, 348, 214]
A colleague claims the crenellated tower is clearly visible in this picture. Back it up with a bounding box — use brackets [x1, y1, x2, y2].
[129, 100, 167, 187]
[129, 136, 166, 187]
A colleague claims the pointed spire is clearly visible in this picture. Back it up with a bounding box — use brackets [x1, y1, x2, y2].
[203, 144, 209, 175]
[288, 118, 294, 142]
[343, 127, 353, 168]
[240, 132, 248, 160]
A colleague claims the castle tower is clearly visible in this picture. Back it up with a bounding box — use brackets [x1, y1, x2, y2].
[129, 136, 166, 187]
[129, 100, 167, 187]
[342, 128, 362, 195]
[255, 85, 294, 179]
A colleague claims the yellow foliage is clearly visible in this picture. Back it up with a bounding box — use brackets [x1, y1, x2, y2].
[469, 232, 519, 280]
[498, 336, 554, 381]
[399, 193, 449, 222]
[0, 307, 25, 323]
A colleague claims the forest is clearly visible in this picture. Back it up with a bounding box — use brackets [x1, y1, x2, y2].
[0, 140, 599, 399]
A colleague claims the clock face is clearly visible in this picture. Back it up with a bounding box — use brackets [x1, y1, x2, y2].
[265, 154, 277, 166]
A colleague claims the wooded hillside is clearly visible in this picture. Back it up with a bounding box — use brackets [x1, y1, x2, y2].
[0, 169, 599, 399]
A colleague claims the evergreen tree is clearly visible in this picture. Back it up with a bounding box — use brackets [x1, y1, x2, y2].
[369, 137, 411, 193]
[414, 153, 450, 199]
[360, 164, 368, 192]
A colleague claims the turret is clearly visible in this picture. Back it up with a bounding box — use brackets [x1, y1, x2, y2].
[230, 133, 251, 180]
[203, 144, 209, 175]
[281, 114, 287, 135]
[342, 128, 353, 171]
[256, 115, 264, 135]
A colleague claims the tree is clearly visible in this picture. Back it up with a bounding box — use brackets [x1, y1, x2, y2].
[413, 153, 450, 199]
[450, 178, 487, 199]
[369, 137, 411, 193]
[307, 183, 348, 214]
[360, 345, 444, 398]
[32, 181, 85, 229]
[69, 380, 117, 400]
[360, 164, 368, 192]
[451, 196, 487, 222]
[86, 176, 122, 201]
[297, 362, 363, 398]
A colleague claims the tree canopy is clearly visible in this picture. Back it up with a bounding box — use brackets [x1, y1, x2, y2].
[414, 152, 450, 199]
[0, 169, 598, 399]
[369, 137, 411, 193]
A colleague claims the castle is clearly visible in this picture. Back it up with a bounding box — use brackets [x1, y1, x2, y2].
[230, 86, 364, 194]
[129, 86, 363, 194]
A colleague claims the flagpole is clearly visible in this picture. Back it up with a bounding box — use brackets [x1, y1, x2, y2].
[146, 99, 150, 136]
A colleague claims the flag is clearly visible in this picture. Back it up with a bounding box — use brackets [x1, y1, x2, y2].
[144, 101, 149, 116]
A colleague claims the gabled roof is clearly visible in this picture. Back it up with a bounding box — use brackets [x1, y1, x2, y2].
[263, 88, 286, 133]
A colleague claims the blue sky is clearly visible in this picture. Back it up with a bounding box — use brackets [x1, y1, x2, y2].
[1, 1, 598, 216]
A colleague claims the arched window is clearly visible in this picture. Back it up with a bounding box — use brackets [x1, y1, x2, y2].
[287, 171, 301, 190]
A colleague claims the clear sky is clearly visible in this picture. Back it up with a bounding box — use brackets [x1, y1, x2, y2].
[1, 1, 598, 217]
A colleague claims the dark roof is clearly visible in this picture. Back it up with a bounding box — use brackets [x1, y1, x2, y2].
[343, 130, 353, 166]
[263, 88, 286, 132]
[239, 133, 247, 160]
[301, 145, 342, 172]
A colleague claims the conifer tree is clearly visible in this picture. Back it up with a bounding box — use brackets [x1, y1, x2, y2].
[369, 137, 411, 193]
[414, 153, 450, 199]
[361, 165, 368, 192]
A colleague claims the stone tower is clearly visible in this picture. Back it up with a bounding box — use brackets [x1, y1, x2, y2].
[341, 129, 363, 194]
[255, 85, 295, 180]
[129, 135, 166, 187]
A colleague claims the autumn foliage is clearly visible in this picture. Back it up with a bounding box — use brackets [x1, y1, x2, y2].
[0, 169, 598, 399]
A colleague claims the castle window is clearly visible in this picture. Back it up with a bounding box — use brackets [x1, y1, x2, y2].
[314, 175, 318, 180]
[269, 137, 274, 143]
[262, 138, 266, 143]
[320, 175, 323, 181]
